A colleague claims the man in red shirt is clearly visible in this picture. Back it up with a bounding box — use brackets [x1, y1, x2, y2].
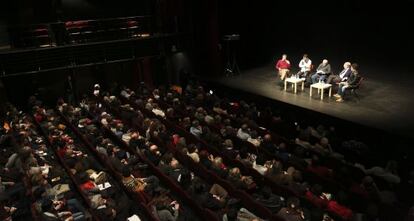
[275, 54, 291, 81]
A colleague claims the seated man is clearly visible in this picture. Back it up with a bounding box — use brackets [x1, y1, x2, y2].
[326, 62, 352, 84]
[334, 63, 362, 102]
[296, 54, 312, 78]
[311, 59, 331, 83]
[275, 54, 291, 81]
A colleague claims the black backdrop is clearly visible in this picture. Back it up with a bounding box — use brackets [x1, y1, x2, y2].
[216, 0, 413, 71]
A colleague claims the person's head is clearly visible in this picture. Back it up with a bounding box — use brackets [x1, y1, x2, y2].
[177, 137, 186, 146]
[230, 167, 240, 176]
[310, 184, 323, 196]
[343, 62, 351, 69]
[362, 176, 375, 188]
[131, 132, 139, 139]
[213, 157, 223, 166]
[279, 142, 287, 151]
[192, 120, 199, 127]
[33, 187, 46, 199]
[241, 124, 249, 132]
[226, 209, 238, 221]
[303, 54, 308, 59]
[78, 172, 90, 184]
[150, 144, 158, 153]
[122, 167, 131, 177]
[282, 54, 287, 60]
[320, 137, 329, 147]
[262, 134, 271, 142]
[261, 186, 273, 199]
[170, 158, 179, 168]
[322, 59, 328, 64]
[193, 181, 205, 194]
[187, 144, 197, 154]
[351, 63, 359, 72]
[41, 198, 53, 212]
[223, 139, 233, 148]
[311, 155, 320, 166]
[385, 160, 398, 174]
[292, 170, 303, 182]
[250, 130, 258, 139]
[286, 197, 300, 209]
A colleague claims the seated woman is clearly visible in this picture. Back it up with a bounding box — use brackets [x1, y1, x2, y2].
[277, 197, 308, 221]
[227, 167, 254, 190]
[334, 63, 362, 102]
[121, 167, 159, 195]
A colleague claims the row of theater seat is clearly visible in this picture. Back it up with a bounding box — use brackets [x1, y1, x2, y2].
[9, 17, 150, 49]
[34, 107, 149, 220]
[3, 107, 96, 220]
[94, 88, 346, 219]
[95, 95, 282, 220]
[116, 89, 349, 221]
[60, 100, 220, 220]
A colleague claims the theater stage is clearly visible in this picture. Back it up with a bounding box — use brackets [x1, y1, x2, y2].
[207, 64, 414, 140]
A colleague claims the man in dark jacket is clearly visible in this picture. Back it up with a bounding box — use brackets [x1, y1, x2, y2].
[334, 63, 362, 102]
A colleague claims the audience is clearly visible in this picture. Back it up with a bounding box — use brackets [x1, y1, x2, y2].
[2, 79, 412, 221]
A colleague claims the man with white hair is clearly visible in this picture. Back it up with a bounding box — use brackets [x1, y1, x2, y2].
[311, 59, 331, 83]
[326, 62, 352, 84]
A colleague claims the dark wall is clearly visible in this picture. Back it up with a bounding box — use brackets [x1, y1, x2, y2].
[1, 59, 159, 108]
[0, 0, 153, 24]
[217, 0, 413, 71]
[60, 0, 153, 20]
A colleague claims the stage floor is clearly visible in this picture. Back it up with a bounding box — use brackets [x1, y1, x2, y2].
[209, 65, 414, 139]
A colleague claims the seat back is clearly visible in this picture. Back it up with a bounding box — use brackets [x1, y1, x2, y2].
[354, 77, 364, 89]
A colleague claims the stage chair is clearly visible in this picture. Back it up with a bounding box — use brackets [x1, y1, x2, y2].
[345, 77, 364, 101]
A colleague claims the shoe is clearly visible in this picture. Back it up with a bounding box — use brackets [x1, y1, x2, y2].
[336, 98, 344, 102]
[333, 94, 340, 98]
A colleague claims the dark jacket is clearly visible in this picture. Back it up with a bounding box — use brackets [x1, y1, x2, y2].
[316, 63, 331, 74]
[347, 72, 362, 87]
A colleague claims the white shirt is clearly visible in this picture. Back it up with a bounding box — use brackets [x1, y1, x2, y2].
[299, 59, 312, 72]
[152, 108, 165, 118]
[339, 68, 350, 79]
[237, 128, 251, 141]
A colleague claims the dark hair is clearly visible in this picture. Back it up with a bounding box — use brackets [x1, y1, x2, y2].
[250, 130, 258, 139]
[122, 167, 131, 177]
[261, 186, 272, 199]
[33, 187, 46, 199]
[310, 184, 323, 196]
[193, 181, 205, 194]
[41, 199, 53, 211]
[292, 170, 303, 182]
[187, 144, 196, 153]
[226, 209, 238, 221]
[78, 172, 90, 183]
[351, 63, 359, 71]
[287, 197, 300, 208]
[239, 148, 249, 159]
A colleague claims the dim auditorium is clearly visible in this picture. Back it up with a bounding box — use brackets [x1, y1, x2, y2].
[0, 1, 413, 221]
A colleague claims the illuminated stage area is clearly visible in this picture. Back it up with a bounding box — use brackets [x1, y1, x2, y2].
[210, 64, 414, 140]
